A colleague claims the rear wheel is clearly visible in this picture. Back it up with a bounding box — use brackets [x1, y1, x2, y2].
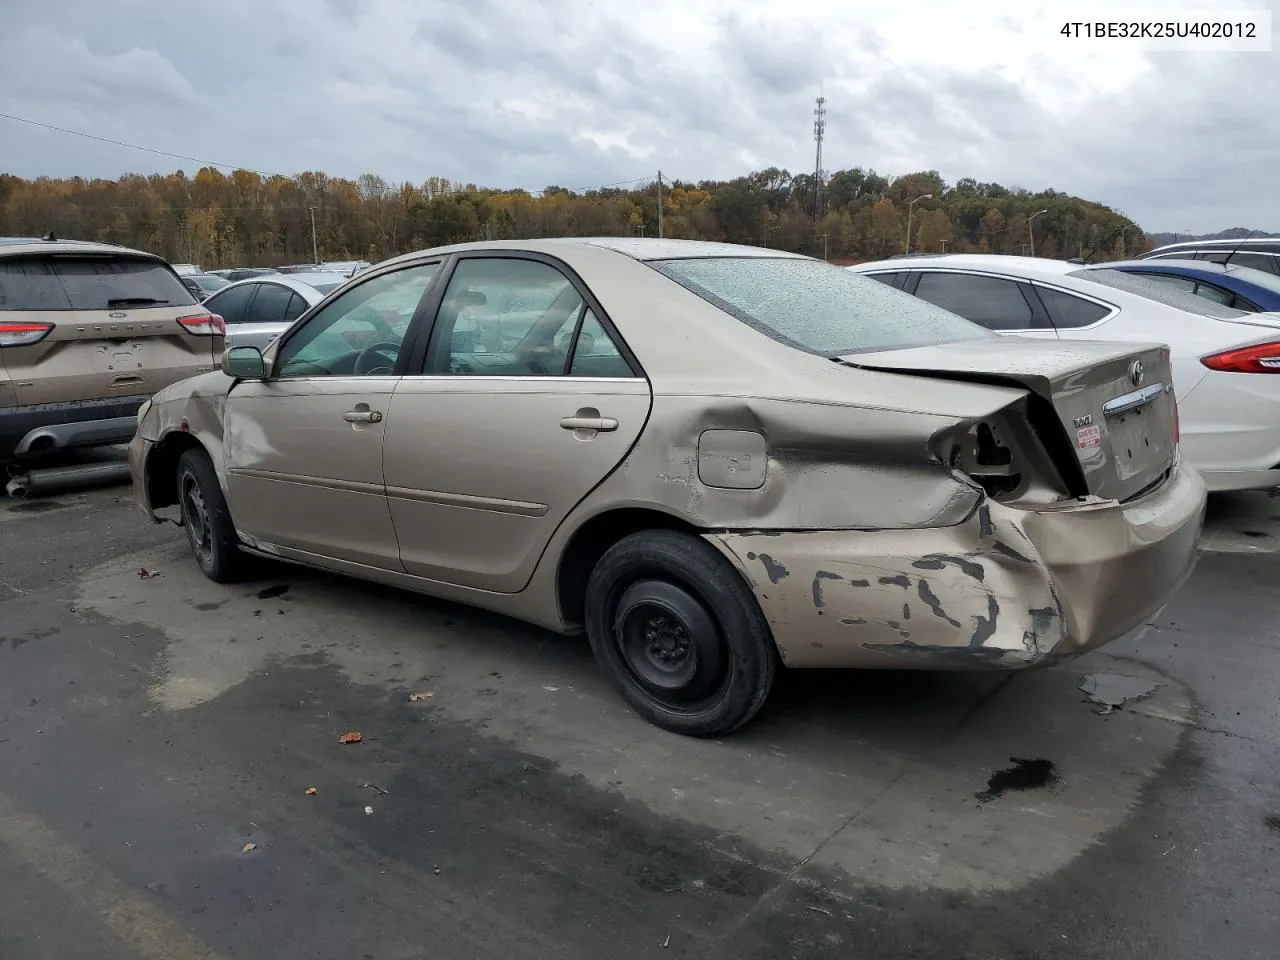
[584, 530, 776, 736]
[176, 448, 247, 583]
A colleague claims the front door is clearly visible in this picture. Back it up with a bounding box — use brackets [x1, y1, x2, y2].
[223, 261, 443, 569]
[384, 255, 651, 593]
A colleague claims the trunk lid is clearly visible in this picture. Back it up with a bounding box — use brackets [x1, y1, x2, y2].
[839, 337, 1178, 503]
[0, 252, 222, 407]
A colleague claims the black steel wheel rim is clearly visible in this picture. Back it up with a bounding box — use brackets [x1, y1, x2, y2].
[612, 579, 728, 708]
[180, 471, 213, 565]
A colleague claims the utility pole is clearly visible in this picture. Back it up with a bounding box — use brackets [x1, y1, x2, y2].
[812, 96, 826, 220]
[309, 205, 319, 264]
[818, 233, 830, 260]
[656, 171, 664, 239]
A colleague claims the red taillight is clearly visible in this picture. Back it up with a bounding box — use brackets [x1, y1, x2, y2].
[1201, 341, 1280, 373]
[0, 320, 54, 348]
[177, 313, 226, 337]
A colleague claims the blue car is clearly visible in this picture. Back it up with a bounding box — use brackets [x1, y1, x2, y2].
[1085, 258, 1280, 313]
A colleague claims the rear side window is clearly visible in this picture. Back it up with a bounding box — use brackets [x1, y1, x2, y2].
[1229, 252, 1280, 275]
[204, 284, 255, 324]
[246, 283, 294, 324]
[1034, 286, 1112, 328]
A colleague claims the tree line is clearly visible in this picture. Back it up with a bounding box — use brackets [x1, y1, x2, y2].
[0, 166, 1152, 269]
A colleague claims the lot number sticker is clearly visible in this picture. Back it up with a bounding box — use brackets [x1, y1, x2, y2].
[1077, 425, 1102, 449]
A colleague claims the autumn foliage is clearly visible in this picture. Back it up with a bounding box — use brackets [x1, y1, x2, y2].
[0, 166, 1149, 268]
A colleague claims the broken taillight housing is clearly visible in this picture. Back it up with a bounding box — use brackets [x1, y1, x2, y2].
[1201, 341, 1280, 373]
[0, 320, 54, 348]
[177, 313, 226, 336]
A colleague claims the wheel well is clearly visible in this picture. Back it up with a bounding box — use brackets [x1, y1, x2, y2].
[145, 432, 207, 510]
[556, 508, 699, 627]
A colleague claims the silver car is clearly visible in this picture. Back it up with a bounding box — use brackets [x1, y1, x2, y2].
[201, 273, 351, 351]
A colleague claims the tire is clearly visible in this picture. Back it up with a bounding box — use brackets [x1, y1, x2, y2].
[175, 448, 247, 583]
[584, 530, 777, 737]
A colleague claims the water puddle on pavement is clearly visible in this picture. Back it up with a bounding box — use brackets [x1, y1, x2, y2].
[1079, 673, 1162, 715]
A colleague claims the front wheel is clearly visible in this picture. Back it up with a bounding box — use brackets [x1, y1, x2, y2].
[584, 530, 777, 737]
[176, 448, 248, 583]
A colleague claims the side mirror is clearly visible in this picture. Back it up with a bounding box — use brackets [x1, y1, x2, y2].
[222, 345, 268, 380]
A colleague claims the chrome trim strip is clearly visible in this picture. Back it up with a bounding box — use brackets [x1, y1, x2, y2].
[1103, 383, 1165, 418]
[385, 485, 548, 517]
[228, 468, 384, 496]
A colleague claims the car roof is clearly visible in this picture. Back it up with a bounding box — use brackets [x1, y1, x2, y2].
[210, 274, 345, 301]
[1150, 237, 1280, 249]
[1093, 258, 1232, 275]
[378, 237, 811, 270]
[0, 236, 163, 259]
[850, 254, 1079, 280]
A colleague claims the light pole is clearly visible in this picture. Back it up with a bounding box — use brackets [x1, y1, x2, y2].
[905, 194, 932, 254]
[1118, 223, 1132, 258]
[1026, 209, 1048, 257]
[309, 205, 319, 264]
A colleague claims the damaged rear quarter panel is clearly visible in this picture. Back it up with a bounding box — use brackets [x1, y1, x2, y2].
[705, 506, 1067, 669]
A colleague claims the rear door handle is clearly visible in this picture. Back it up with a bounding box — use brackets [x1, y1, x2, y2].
[560, 416, 617, 432]
[344, 410, 383, 423]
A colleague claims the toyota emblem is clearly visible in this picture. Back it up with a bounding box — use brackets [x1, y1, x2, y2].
[1128, 359, 1145, 387]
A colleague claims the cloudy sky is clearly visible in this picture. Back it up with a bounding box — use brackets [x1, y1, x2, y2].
[1, 0, 1276, 233]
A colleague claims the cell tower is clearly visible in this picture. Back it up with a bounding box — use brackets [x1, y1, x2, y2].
[812, 96, 827, 220]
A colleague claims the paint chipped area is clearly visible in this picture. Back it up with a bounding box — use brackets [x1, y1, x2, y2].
[710, 526, 1067, 669]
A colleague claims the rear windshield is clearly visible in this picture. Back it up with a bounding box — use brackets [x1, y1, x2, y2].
[0, 255, 197, 311]
[192, 275, 230, 291]
[649, 257, 993, 355]
[1070, 268, 1248, 319]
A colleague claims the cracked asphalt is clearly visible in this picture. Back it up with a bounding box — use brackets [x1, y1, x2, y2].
[1, 473, 1278, 959]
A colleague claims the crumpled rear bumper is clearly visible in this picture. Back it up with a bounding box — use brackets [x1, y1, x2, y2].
[705, 462, 1206, 669]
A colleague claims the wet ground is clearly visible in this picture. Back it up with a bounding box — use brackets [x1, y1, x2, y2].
[1, 468, 1278, 959]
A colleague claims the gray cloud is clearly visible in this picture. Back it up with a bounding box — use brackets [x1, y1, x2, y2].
[0, 0, 1275, 232]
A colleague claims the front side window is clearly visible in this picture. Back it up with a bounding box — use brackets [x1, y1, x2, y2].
[1193, 282, 1232, 305]
[913, 272, 1038, 331]
[651, 257, 991, 355]
[1141, 273, 1197, 294]
[425, 258, 588, 376]
[275, 263, 440, 378]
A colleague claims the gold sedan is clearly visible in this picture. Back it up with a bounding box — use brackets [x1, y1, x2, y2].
[130, 238, 1205, 736]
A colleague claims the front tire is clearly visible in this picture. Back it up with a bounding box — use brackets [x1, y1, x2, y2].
[584, 530, 777, 737]
[176, 448, 247, 583]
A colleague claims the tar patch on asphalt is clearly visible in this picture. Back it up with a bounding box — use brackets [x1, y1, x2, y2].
[1264, 814, 1280, 833]
[976, 758, 1058, 803]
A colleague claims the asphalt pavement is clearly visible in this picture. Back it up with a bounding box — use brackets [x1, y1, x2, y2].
[0, 473, 1278, 959]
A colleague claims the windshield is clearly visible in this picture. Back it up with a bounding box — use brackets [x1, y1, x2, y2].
[1071, 268, 1248, 319]
[649, 257, 993, 355]
[193, 275, 229, 291]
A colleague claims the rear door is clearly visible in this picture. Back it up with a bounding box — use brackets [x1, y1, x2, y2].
[384, 254, 651, 593]
[0, 252, 221, 407]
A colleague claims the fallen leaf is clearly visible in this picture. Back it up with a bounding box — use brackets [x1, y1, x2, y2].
[304, 787, 317, 796]
[242, 842, 257, 854]
[257, 584, 289, 599]
[137, 567, 159, 579]
[338, 731, 363, 744]
[364, 805, 374, 815]
[408, 691, 433, 702]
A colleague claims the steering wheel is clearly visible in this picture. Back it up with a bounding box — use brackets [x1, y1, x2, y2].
[353, 341, 400, 376]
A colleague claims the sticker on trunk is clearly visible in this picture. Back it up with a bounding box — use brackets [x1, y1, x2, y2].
[1077, 425, 1102, 449]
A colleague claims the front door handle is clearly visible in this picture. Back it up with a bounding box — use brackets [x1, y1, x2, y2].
[560, 416, 617, 432]
[344, 409, 383, 423]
